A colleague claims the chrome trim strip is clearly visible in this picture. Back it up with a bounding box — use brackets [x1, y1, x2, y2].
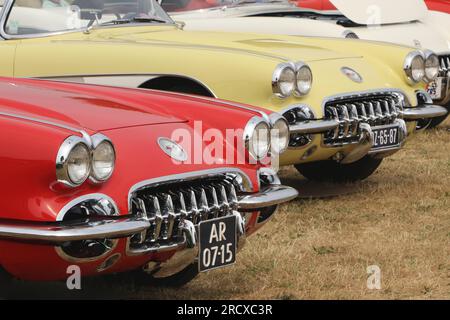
[0, 110, 86, 135]
[238, 185, 298, 210]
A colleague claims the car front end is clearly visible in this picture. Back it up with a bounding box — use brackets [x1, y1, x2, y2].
[0, 79, 298, 283]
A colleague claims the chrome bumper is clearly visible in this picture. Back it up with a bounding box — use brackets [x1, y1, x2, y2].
[401, 104, 448, 120]
[0, 185, 297, 244]
[290, 119, 339, 134]
[238, 185, 299, 210]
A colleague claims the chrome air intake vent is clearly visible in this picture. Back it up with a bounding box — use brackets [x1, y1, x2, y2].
[323, 92, 405, 146]
[128, 174, 244, 252]
[438, 54, 450, 77]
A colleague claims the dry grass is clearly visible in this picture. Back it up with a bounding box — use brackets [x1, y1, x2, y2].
[7, 119, 450, 300]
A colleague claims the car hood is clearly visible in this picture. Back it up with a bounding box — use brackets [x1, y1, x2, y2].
[330, 0, 428, 25]
[87, 26, 361, 62]
[0, 79, 185, 132]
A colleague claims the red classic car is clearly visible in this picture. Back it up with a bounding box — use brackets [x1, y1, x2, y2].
[0, 77, 297, 293]
[292, 0, 450, 14]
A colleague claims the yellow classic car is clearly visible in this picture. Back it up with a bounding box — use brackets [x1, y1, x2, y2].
[0, 0, 446, 182]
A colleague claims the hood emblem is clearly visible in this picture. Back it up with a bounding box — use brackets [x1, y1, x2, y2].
[158, 138, 188, 162]
[341, 67, 363, 83]
[413, 39, 422, 48]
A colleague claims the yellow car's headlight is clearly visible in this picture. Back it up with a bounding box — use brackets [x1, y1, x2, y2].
[294, 62, 313, 96]
[272, 63, 296, 98]
[424, 50, 440, 83]
[404, 51, 425, 84]
[273, 62, 313, 98]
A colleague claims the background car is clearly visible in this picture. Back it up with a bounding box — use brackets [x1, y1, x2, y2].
[165, 0, 450, 128]
[0, 77, 298, 293]
[0, 0, 446, 183]
[293, 0, 450, 15]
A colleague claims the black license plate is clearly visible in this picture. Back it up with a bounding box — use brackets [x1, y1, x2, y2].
[198, 215, 237, 272]
[372, 124, 399, 149]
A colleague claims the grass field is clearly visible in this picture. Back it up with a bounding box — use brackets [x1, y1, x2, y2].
[7, 118, 450, 300]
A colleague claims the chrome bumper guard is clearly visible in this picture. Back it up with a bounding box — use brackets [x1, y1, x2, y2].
[0, 185, 297, 244]
[401, 104, 448, 120]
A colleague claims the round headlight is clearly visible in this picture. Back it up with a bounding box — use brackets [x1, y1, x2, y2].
[270, 115, 290, 154]
[424, 51, 440, 82]
[244, 117, 271, 160]
[404, 51, 425, 84]
[272, 63, 296, 98]
[91, 140, 115, 182]
[295, 63, 313, 96]
[56, 136, 91, 187]
[67, 143, 91, 185]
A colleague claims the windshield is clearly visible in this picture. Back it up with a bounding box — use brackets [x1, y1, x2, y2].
[4, 0, 173, 36]
[160, 0, 289, 12]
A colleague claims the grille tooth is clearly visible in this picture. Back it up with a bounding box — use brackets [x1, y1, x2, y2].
[209, 186, 220, 218]
[164, 195, 176, 240]
[324, 92, 403, 146]
[438, 54, 450, 76]
[200, 188, 209, 220]
[229, 184, 238, 207]
[220, 185, 230, 210]
[348, 104, 359, 137]
[357, 102, 368, 121]
[149, 196, 163, 242]
[179, 192, 187, 217]
[189, 190, 200, 224]
[338, 105, 351, 137]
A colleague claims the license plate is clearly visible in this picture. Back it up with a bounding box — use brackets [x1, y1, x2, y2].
[198, 215, 237, 272]
[372, 124, 399, 149]
[427, 77, 443, 100]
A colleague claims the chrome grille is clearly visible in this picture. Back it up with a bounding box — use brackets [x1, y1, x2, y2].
[129, 175, 241, 248]
[438, 54, 450, 77]
[324, 92, 404, 146]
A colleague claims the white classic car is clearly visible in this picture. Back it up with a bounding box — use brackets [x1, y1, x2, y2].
[166, 0, 450, 127]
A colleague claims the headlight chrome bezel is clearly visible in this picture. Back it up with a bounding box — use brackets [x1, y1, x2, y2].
[423, 50, 440, 83]
[268, 113, 290, 155]
[294, 62, 313, 97]
[90, 133, 116, 184]
[272, 62, 296, 98]
[272, 61, 313, 99]
[56, 133, 116, 188]
[56, 136, 92, 187]
[243, 116, 272, 161]
[404, 51, 426, 84]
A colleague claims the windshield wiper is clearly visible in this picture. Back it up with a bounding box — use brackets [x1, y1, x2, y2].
[99, 16, 167, 26]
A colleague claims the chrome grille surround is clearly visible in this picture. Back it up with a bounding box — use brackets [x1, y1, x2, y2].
[323, 91, 406, 147]
[126, 171, 248, 255]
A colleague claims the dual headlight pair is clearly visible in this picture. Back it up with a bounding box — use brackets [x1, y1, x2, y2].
[244, 114, 290, 161]
[56, 134, 116, 187]
[272, 61, 313, 98]
[404, 50, 440, 84]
